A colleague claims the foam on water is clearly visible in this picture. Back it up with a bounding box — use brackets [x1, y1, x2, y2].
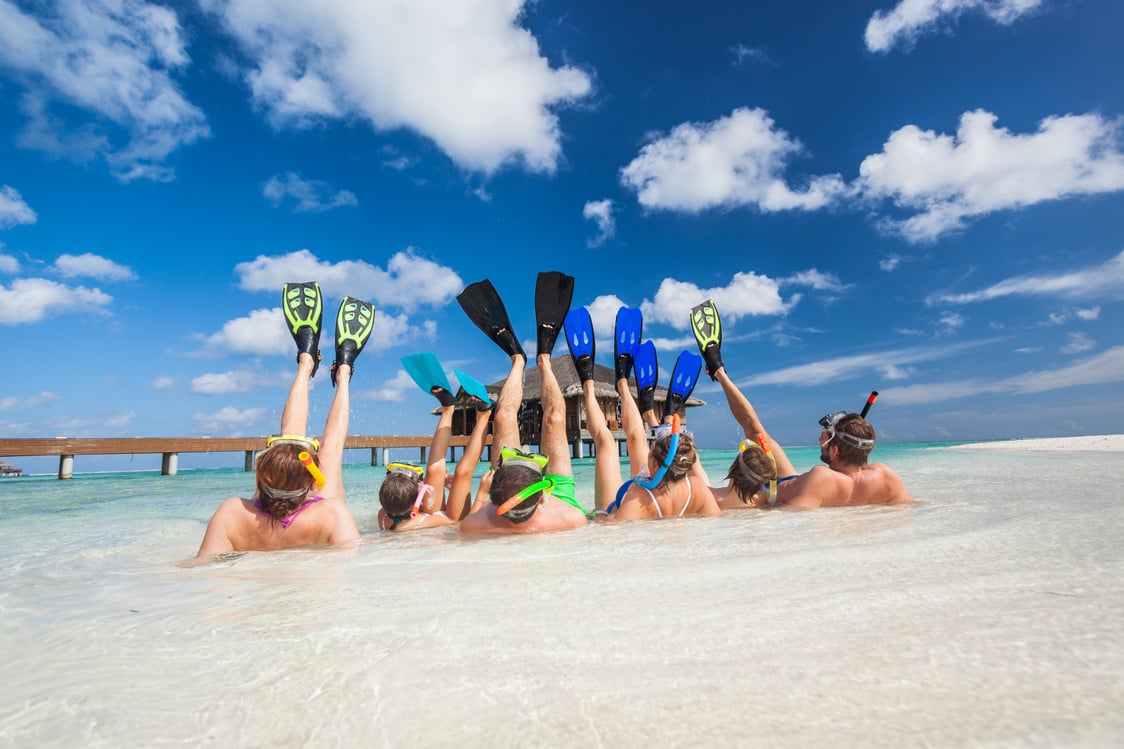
[1, 446, 1122, 747]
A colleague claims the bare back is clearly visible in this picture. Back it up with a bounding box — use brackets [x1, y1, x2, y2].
[198, 495, 359, 553]
[778, 463, 914, 509]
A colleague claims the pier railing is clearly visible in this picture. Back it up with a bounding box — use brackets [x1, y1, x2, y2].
[0, 436, 491, 480]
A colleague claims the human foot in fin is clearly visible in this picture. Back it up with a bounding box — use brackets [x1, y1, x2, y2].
[534, 271, 575, 357]
[331, 296, 376, 386]
[283, 282, 323, 377]
[614, 306, 642, 382]
[564, 307, 596, 383]
[456, 279, 525, 361]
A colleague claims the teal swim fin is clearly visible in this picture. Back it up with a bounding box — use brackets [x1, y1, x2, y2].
[690, 300, 723, 381]
[535, 271, 575, 357]
[614, 306, 643, 381]
[454, 369, 495, 411]
[282, 282, 323, 377]
[663, 350, 703, 419]
[402, 352, 455, 406]
[457, 279, 525, 360]
[563, 307, 595, 383]
[331, 296, 376, 386]
[634, 340, 658, 414]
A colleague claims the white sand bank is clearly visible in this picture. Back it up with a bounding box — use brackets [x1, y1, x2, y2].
[947, 434, 1124, 452]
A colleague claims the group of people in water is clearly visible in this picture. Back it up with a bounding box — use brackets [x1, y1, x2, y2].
[196, 274, 914, 557]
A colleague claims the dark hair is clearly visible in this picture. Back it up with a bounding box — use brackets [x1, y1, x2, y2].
[725, 446, 777, 502]
[490, 464, 543, 524]
[832, 414, 876, 466]
[255, 443, 315, 522]
[647, 431, 697, 488]
[379, 471, 421, 518]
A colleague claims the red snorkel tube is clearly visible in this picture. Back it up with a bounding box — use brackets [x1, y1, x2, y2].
[860, 391, 878, 419]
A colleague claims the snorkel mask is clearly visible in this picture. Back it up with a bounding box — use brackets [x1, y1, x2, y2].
[635, 415, 681, 490]
[387, 462, 424, 478]
[818, 410, 875, 450]
[499, 447, 549, 473]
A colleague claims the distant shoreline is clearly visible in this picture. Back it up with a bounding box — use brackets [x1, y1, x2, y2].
[947, 434, 1124, 452]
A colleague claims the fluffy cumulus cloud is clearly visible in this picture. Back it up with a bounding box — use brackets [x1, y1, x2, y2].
[234, 248, 463, 312]
[0, 185, 37, 229]
[865, 0, 1044, 53]
[620, 108, 846, 213]
[582, 199, 614, 248]
[192, 405, 268, 436]
[0, 0, 209, 181]
[52, 253, 137, 281]
[857, 110, 1124, 243]
[201, 0, 591, 174]
[0, 278, 112, 325]
[639, 272, 799, 330]
[0, 253, 19, 275]
[191, 370, 258, 395]
[930, 250, 1124, 305]
[263, 172, 358, 213]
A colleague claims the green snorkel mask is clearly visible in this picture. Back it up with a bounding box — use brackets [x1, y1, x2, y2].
[499, 447, 549, 474]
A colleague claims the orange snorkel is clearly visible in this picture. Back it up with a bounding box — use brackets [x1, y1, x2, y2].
[298, 451, 326, 489]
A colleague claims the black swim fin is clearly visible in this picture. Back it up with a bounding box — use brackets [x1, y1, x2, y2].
[534, 271, 575, 357]
[456, 279, 525, 360]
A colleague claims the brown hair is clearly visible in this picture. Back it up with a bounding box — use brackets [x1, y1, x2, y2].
[379, 472, 421, 519]
[646, 431, 697, 488]
[725, 445, 777, 502]
[832, 414, 876, 466]
[255, 443, 316, 521]
[490, 464, 543, 523]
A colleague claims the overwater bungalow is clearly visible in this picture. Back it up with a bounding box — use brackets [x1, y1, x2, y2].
[0, 460, 23, 477]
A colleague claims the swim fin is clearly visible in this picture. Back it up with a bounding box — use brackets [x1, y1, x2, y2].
[402, 352, 455, 406]
[663, 350, 703, 419]
[331, 296, 376, 386]
[456, 279, 525, 360]
[690, 300, 723, 381]
[563, 307, 596, 383]
[614, 306, 643, 381]
[534, 271, 575, 357]
[282, 282, 323, 378]
[634, 340, 658, 414]
[454, 369, 495, 411]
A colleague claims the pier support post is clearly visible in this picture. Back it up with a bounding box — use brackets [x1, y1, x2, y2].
[244, 451, 255, 472]
[161, 452, 179, 476]
[419, 447, 427, 463]
[370, 448, 378, 466]
[381, 447, 389, 466]
[58, 454, 74, 480]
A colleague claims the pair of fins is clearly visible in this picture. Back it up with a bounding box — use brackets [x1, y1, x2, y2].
[283, 282, 376, 386]
[561, 304, 643, 385]
[401, 352, 495, 411]
[456, 271, 576, 360]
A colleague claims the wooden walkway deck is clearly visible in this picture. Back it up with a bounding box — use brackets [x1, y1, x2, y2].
[0, 436, 491, 479]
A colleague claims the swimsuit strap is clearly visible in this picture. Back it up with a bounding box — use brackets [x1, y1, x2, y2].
[677, 478, 693, 518]
[639, 483, 662, 519]
[278, 495, 325, 528]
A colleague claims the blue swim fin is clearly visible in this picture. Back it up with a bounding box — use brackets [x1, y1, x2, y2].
[402, 352, 455, 406]
[663, 350, 703, 419]
[454, 369, 495, 411]
[614, 307, 643, 381]
[563, 307, 596, 383]
[634, 340, 658, 414]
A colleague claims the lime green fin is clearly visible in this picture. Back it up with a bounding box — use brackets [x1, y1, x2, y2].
[282, 282, 323, 377]
[331, 296, 376, 386]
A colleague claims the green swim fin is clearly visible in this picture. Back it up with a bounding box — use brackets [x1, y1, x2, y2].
[457, 279, 525, 360]
[690, 300, 723, 381]
[535, 271, 575, 357]
[331, 296, 376, 386]
[402, 352, 455, 406]
[563, 307, 595, 383]
[282, 282, 323, 377]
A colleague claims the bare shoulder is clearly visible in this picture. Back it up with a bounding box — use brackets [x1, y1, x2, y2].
[459, 507, 500, 533]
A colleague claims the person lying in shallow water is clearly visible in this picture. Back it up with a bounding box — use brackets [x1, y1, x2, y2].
[196, 283, 372, 556]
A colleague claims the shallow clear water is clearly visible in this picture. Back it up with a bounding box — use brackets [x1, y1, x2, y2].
[1, 446, 1122, 747]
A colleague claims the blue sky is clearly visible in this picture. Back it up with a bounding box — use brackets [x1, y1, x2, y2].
[2, 0, 1123, 472]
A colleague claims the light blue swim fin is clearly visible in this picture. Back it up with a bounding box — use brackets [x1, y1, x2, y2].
[454, 369, 495, 411]
[402, 352, 455, 406]
[634, 340, 658, 414]
[663, 350, 703, 419]
[563, 307, 596, 383]
[614, 307, 643, 381]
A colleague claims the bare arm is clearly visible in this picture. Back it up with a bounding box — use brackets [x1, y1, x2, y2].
[446, 409, 493, 520]
[715, 367, 796, 478]
[775, 468, 830, 510]
[196, 498, 238, 556]
[421, 405, 455, 514]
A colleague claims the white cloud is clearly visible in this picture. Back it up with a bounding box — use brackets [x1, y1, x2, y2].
[0, 278, 112, 325]
[857, 110, 1124, 242]
[0, 253, 19, 274]
[202, 0, 591, 174]
[52, 252, 136, 281]
[0, 185, 37, 229]
[193, 405, 268, 435]
[582, 199, 614, 247]
[263, 172, 358, 213]
[234, 248, 463, 312]
[620, 107, 846, 213]
[882, 345, 1124, 404]
[730, 44, 770, 67]
[938, 311, 965, 336]
[0, 0, 209, 181]
[1060, 331, 1095, 354]
[1075, 306, 1101, 321]
[151, 376, 176, 390]
[191, 371, 257, 395]
[105, 410, 136, 429]
[879, 364, 917, 380]
[584, 294, 628, 341]
[640, 272, 796, 330]
[865, 0, 1044, 53]
[930, 250, 1124, 305]
[0, 391, 58, 412]
[360, 369, 416, 403]
[880, 254, 901, 272]
[781, 269, 847, 292]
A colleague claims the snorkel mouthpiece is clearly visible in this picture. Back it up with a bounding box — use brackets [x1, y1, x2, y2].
[298, 451, 326, 489]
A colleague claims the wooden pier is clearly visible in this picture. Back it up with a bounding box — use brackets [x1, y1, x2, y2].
[0, 436, 492, 480]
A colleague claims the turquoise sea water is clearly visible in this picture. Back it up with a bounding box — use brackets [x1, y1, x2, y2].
[1, 444, 1122, 747]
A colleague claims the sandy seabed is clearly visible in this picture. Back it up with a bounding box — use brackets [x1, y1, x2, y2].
[949, 434, 1124, 452]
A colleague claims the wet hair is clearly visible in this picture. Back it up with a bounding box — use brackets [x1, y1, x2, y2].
[646, 431, 697, 489]
[725, 445, 777, 503]
[831, 414, 876, 467]
[490, 463, 544, 524]
[255, 443, 316, 522]
[379, 471, 422, 519]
